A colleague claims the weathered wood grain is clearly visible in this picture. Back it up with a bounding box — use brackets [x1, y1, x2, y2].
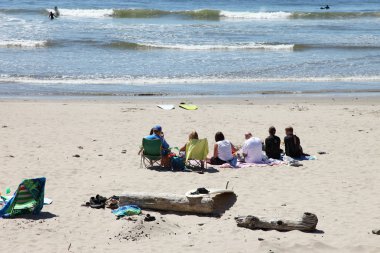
[119, 191, 236, 215]
[235, 212, 318, 232]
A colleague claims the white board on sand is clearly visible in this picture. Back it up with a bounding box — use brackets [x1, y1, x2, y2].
[157, 104, 175, 110]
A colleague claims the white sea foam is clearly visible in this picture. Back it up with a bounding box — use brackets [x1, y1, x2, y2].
[46, 8, 113, 18]
[0, 40, 48, 48]
[2, 75, 380, 86]
[143, 43, 294, 51]
[220, 11, 292, 20]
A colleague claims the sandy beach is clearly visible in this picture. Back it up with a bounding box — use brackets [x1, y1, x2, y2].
[1, 96, 380, 253]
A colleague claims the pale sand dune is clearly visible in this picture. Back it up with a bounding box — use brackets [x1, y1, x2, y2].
[0, 97, 380, 253]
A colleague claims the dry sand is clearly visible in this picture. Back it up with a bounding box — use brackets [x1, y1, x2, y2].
[1, 96, 380, 253]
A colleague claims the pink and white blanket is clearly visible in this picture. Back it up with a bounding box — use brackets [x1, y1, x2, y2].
[219, 159, 286, 168]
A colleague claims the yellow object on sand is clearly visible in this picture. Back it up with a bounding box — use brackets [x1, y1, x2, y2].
[179, 104, 198, 110]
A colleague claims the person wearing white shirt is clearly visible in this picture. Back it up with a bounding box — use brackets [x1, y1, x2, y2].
[242, 132, 263, 163]
[208, 131, 236, 165]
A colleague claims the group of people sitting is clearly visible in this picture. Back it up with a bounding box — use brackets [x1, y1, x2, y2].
[141, 125, 308, 167]
[207, 126, 307, 165]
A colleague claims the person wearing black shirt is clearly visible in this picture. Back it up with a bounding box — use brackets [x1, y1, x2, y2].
[265, 126, 283, 159]
[49, 11, 55, 20]
[284, 126, 306, 158]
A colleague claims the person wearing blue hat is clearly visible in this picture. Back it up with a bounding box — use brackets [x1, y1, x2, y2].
[145, 125, 170, 153]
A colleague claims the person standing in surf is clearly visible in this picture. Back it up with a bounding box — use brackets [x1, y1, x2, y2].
[49, 11, 55, 20]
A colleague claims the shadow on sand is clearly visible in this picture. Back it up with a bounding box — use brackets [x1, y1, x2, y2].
[147, 165, 219, 174]
[6, 211, 58, 220]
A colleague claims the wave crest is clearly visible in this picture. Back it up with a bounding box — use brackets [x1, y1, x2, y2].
[106, 42, 295, 51]
[46, 8, 113, 18]
[220, 11, 291, 19]
[53, 9, 380, 20]
[2, 8, 380, 20]
[112, 9, 169, 18]
[0, 40, 50, 48]
[112, 9, 220, 20]
[107, 42, 152, 49]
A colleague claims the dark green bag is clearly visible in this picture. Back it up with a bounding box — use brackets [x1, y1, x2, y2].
[171, 156, 185, 170]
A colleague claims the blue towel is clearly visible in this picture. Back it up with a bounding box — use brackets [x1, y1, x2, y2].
[112, 205, 141, 217]
[296, 155, 317, 161]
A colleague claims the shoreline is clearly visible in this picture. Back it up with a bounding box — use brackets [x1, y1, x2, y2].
[1, 80, 380, 99]
[1, 92, 380, 104]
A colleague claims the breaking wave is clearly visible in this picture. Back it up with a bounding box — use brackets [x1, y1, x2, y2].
[0, 40, 51, 48]
[106, 41, 295, 51]
[110, 9, 380, 20]
[112, 9, 291, 20]
[46, 8, 113, 18]
[220, 11, 291, 19]
[105, 42, 380, 51]
[3, 39, 379, 51]
[0, 8, 46, 15]
[43, 8, 220, 19]
[2, 8, 380, 20]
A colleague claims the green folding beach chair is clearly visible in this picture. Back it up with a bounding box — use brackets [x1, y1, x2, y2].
[0, 177, 46, 218]
[140, 138, 162, 169]
[185, 138, 209, 170]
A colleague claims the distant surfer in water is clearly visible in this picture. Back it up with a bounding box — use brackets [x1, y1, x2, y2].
[320, 5, 330, 10]
[54, 6, 60, 17]
[49, 6, 60, 20]
[49, 11, 55, 20]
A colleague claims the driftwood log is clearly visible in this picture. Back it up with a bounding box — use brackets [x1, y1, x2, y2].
[119, 192, 236, 215]
[235, 212, 318, 232]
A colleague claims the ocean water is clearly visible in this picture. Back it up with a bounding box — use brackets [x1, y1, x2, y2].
[1, 0, 380, 97]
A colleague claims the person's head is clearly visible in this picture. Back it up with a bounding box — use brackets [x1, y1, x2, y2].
[189, 131, 199, 140]
[215, 132, 225, 142]
[244, 132, 252, 140]
[152, 125, 162, 135]
[285, 126, 294, 135]
[269, 126, 276, 136]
